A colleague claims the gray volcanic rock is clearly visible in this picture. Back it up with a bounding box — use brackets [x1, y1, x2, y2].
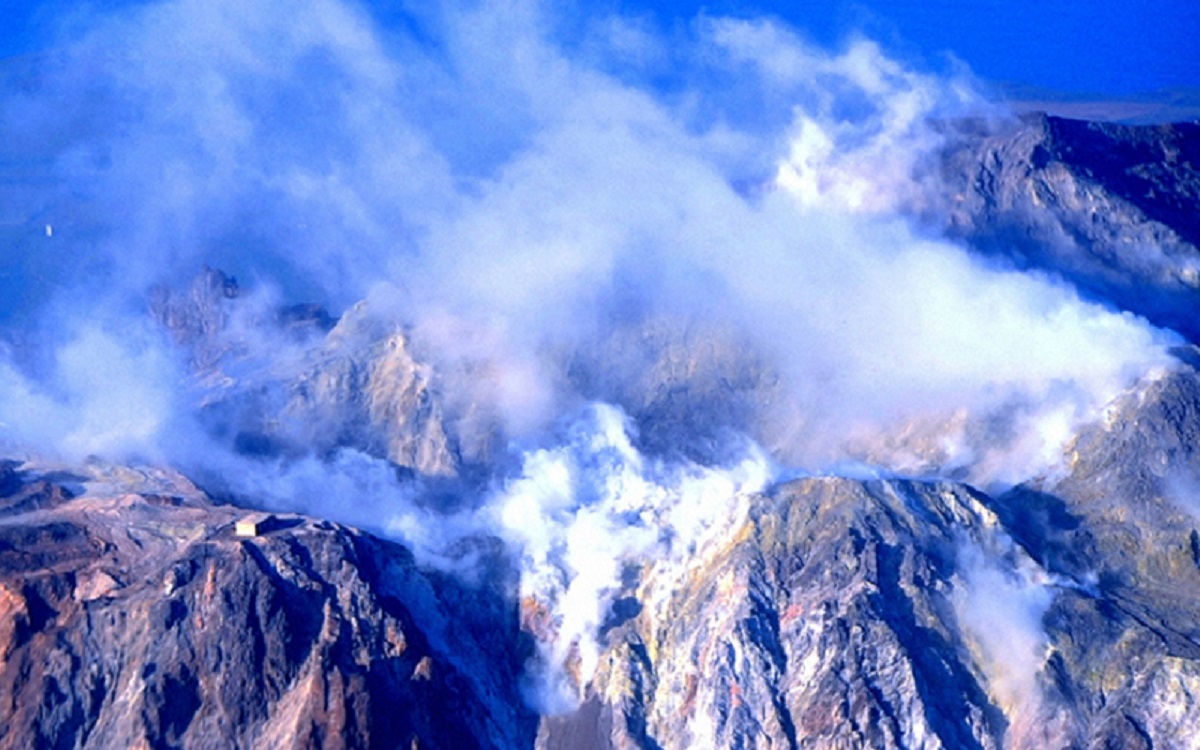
[541, 478, 1051, 749]
[154, 281, 468, 479]
[272, 302, 464, 477]
[0, 460, 536, 750]
[539, 381, 1200, 750]
[149, 267, 244, 371]
[936, 114, 1200, 341]
[992, 364, 1200, 748]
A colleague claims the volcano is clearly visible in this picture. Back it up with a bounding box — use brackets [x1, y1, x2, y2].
[3, 2, 1200, 746]
[2, 112, 1200, 748]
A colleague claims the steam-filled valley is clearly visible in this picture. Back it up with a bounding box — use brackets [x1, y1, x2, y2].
[2, 1, 1200, 748]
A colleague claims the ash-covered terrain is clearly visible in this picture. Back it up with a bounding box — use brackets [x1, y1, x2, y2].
[2, 1, 1200, 748]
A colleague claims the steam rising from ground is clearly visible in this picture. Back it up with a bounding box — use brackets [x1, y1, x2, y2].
[493, 404, 770, 708]
[953, 535, 1077, 745]
[954, 538, 1053, 708]
[206, 403, 771, 710]
[0, 0, 1183, 711]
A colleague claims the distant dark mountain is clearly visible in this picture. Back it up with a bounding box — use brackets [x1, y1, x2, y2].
[936, 113, 1200, 342]
[996, 85, 1200, 125]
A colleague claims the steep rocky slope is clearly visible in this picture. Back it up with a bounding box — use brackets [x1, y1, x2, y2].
[937, 114, 1200, 341]
[552, 477, 1018, 749]
[4, 113, 1200, 749]
[996, 366, 1200, 748]
[14, 364, 1200, 749]
[538, 366, 1200, 750]
[0, 460, 535, 749]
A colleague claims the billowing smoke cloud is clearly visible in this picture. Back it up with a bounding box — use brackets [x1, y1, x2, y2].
[0, 0, 1183, 710]
[202, 403, 771, 710]
[0, 322, 187, 460]
[489, 404, 770, 708]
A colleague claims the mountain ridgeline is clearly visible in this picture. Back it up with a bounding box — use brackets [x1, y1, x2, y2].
[3, 114, 1200, 749]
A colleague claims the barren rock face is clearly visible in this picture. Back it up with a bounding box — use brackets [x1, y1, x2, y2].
[154, 286, 467, 479]
[278, 313, 460, 476]
[936, 115, 1200, 340]
[0, 463, 536, 750]
[537, 366, 1200, 749]
[5, 114, 1200, 750]
[542, 478, 1012, 750]
[745, 482, 1008, 746]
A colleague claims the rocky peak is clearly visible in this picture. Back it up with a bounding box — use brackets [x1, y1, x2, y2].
[148, 267, 241, 368]
[0, 459, 537, 749]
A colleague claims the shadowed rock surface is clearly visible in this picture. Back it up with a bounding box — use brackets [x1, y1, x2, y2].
[0, 462, 536, 750]
[5, 114, 1200, 749]
[937, 114, 1200, 341]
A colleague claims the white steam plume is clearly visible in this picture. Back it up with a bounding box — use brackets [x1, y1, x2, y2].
[953, 535, 1075, 743]
[198, 402, 771, 711]
[0, 323, 186, 462]
[0, 0, 1185, 710]
[1, 0, 1175, 480]
[490, 404, 771, 710]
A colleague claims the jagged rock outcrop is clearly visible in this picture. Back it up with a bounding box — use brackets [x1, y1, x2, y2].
[149, 267, 247, 371]
[152, 278, 466, 478]
[542, 478, 1055, 749]
[0, 460, 536, 750]
[274, 302, 463, 476]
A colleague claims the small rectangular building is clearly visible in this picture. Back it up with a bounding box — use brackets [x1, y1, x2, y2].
[235, 514, 275, 537]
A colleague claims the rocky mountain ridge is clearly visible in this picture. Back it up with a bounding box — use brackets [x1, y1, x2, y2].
[550, 366, 1200, 749]
[3, 112, 1200, 749]
[0, 459, 536, 749]
[936, 114, 1200, 340]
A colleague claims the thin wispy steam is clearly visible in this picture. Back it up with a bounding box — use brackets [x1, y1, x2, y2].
[0, 0, 1183, 710]
[952, 535, 1075, 745]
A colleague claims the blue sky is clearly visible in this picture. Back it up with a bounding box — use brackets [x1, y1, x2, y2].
[2, 0, 1197, 97]
[620, 0, 1200, 96]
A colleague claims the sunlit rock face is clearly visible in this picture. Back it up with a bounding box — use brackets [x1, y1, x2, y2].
[150, 271, 466, 479]
[994, 368, 1200, 748]
[2, 113, 1199, 749]
[0, 461, 537, 750]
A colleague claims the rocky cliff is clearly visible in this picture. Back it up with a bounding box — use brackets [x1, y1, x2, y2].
[0, 460, 536, 749]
